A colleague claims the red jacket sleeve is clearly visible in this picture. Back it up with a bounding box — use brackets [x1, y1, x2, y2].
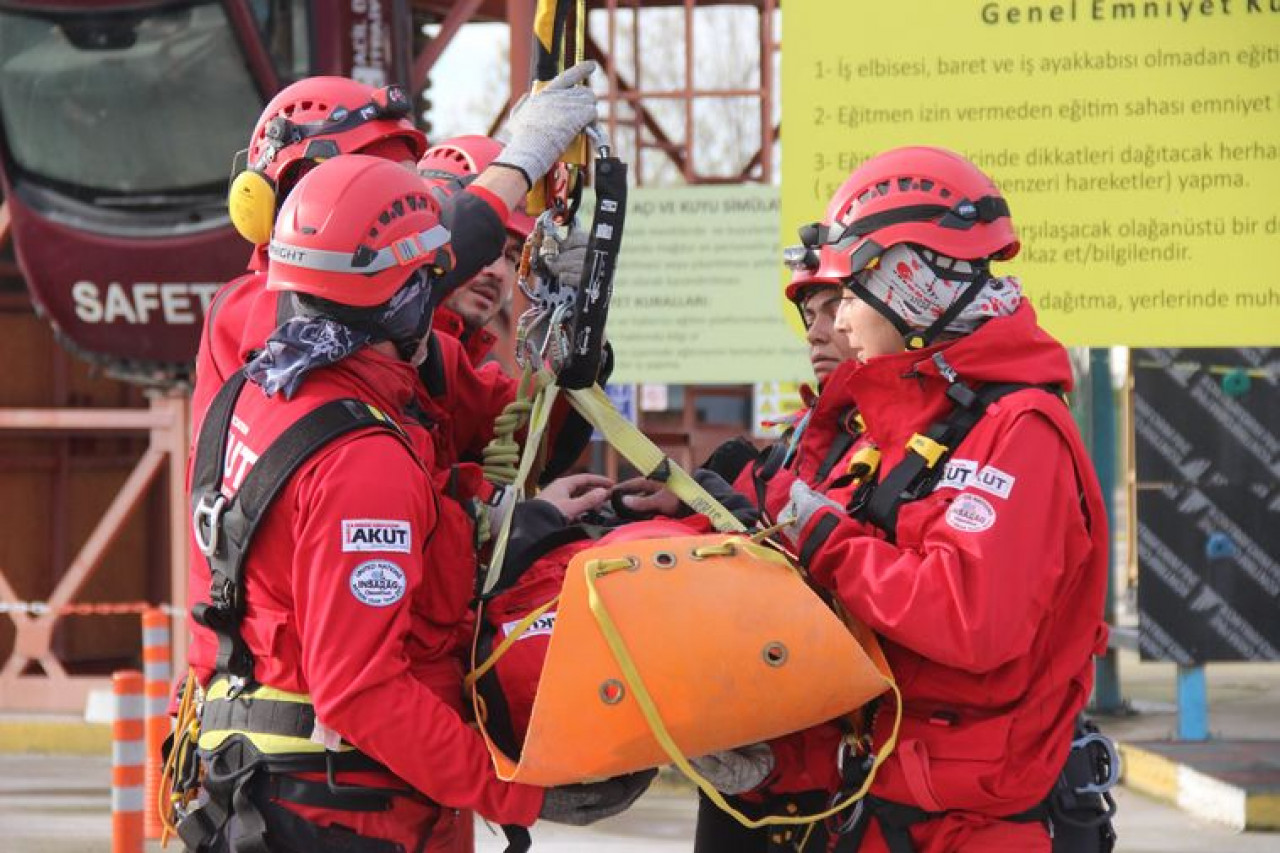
[289, 434, 543, 826]
[797, 412, 1086, 675]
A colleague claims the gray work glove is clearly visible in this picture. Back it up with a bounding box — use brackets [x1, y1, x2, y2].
[780, 480, 842, 548]
[495, 61, 599, 189]
[539, 228, 589, 291]
[688, 743, 775, 795]
[538, 768, 657, 826]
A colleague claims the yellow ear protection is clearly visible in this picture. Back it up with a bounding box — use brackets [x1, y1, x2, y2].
[228, 85, 413, 246]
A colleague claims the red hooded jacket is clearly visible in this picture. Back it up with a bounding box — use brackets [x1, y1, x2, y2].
[192, 349, 543, 839]
[184, 189, 545, 846]
[759, 302, 1108, 849]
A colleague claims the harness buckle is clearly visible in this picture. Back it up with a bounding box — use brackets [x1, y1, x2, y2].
[225, 675, 249, 701]
[906, 433, 947, 468]
[193, 493, 229, 557]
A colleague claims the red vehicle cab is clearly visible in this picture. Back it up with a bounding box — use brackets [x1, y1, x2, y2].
[0, 0, 415, 383]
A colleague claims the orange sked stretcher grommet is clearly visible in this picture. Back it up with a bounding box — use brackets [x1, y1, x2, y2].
[476, 532, 889, 787]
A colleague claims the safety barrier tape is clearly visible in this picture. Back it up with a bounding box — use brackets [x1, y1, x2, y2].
[0, 601, 179, 616]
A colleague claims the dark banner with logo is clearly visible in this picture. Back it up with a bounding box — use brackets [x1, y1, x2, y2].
[1133, 348, 1280, 663]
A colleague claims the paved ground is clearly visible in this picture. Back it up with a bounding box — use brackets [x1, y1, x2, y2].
[2, 754, 1277, 853]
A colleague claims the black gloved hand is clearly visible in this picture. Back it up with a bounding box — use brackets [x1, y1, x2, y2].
[690, 469, 760, 528]
[538, 769, 658, 826]
[700, 436, 760, 484]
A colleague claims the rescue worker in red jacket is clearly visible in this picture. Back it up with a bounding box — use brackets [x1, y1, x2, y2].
[618, 260, 867, 852]
[184, 154, 653, 853]
[683, 265, 872, 853]
[741, 146, 1111, 852]
[188, 73, 533, 691]
[418, 135, 537, 366]
[191, 74, 428, 433]
[192, 79, 594, 482]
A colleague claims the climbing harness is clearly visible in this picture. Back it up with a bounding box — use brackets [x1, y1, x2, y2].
[176, 369, 425, 852]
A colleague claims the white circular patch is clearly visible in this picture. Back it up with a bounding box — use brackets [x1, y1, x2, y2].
[349, 560, 407, 607]
[945, 493, 997, 533]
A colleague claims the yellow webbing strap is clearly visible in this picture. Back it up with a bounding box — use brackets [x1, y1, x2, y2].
[563, 383, 747, 534]
[198, 679, 348, 755]
[584, 544, 903, 829]
[465, 595, 560, 689]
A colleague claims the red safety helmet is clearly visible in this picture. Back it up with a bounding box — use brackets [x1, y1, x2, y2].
[802, 146, 1019, 280]
[247, 76, 427, 185]
[230, 77, 428, 246]
[266, 155, 450, 308]
[418, 134, 536, 238]
[782, 244, 842, 304]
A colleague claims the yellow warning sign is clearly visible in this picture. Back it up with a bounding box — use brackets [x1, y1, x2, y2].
[753, 381, 806, 439]
[781, 1, 1280, 346]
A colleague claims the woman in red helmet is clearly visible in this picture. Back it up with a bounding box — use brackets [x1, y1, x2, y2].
[183, 154, 653, 853]
[739, 147, 1111, 852]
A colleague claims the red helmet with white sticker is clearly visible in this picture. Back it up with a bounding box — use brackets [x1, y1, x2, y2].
[805, 146, 1019, 280]
[418, 135, 536, 238]
[267, 155, 449, 308]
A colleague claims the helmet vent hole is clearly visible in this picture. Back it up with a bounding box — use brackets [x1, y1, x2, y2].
[939, 188, 952, 198]
[920, 179, 934, 192]
[897, 178, 912, 191]
[875, 181, 890, 195]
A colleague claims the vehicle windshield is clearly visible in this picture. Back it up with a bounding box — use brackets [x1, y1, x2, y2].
[0, 2, 262, 200]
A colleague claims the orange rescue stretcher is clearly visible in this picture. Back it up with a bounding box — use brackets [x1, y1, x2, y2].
[469, 530, 896, 797]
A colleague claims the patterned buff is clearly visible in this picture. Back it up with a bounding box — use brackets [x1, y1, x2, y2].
[246, 271, 434, 399]
[856, 244, 1023, 336]
[244, 316, 369, 399]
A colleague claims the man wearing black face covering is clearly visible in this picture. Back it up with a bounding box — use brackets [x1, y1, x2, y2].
[184, 66, 654, 853]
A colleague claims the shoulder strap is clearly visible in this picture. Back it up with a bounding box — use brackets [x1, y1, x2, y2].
[192, 377, 409, 683]
[859, 381, 1060, 541]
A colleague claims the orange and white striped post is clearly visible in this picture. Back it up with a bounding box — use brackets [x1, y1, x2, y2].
[142, 607, 171, 840]
[112, 669, 145, 853]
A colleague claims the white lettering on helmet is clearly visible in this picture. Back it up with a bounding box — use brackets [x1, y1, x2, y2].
[341, 519, 412, 553]
[268, 244, 308, 264]
[945, 493, 997, 533]
[349, 560, 407, 607]
[70, 280, 220, 325]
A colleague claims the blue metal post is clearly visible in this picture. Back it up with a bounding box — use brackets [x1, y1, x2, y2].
[1177, 665, 1209, 740]
[1089, 348, 1125, 713]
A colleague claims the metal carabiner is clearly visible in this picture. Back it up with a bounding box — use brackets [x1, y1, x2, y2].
[191, 493, 228, 558]
[1071, 731, 1122, 795]
[585, 123, 612, 160]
